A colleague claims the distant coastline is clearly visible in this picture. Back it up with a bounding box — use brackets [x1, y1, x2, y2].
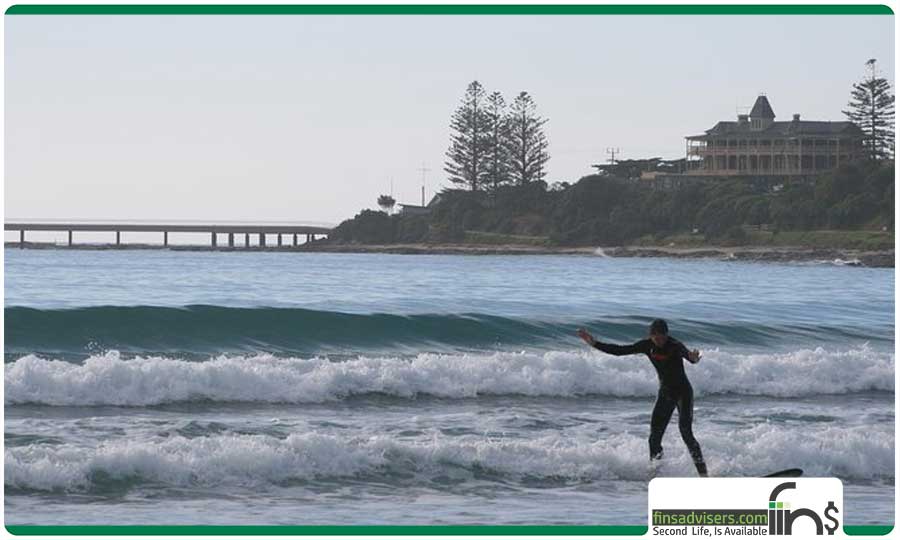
[293, 242, 896, 267]
[6, 241, 893, 268]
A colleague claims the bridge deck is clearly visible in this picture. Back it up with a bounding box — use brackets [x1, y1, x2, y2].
[5, 223, 332, 234]
[4, 222, 333, 248]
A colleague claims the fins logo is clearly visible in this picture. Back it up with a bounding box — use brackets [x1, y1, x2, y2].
[768, 482, 840, 535]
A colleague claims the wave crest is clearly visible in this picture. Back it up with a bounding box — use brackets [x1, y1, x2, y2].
[6, 424, 893, 493]
[6, 346, 892, 406]
[6, 305, 890, 357]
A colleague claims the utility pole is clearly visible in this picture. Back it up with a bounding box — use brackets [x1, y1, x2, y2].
[606, 147, 620, 164]
[417, 163, 431, 206]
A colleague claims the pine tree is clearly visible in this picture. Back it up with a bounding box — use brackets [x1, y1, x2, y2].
[445, 81, 490, 191]
[483, 91, 511, 192]
[377, 194, 396, 214]
[506, 91, 550, 185]
[843, 59, 895, 161]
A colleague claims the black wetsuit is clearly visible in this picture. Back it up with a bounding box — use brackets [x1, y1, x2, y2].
[592, 337, 707, 476]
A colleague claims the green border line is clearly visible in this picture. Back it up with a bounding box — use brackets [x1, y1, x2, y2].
[5, 525, 895, 536]
[844, 525, 895, 536]
[4, 4, 895, 15]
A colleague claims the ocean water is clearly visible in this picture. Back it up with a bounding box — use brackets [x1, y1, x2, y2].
[4, 249, 894, 525]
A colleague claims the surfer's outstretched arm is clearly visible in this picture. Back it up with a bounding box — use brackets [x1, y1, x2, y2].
[577, 328, 648, 356]
[593, 340, 649, 356]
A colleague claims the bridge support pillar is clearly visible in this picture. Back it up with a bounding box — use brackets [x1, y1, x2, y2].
[19, 230, 24, 248]
[245, 233, 250, 247]
[259, 233, 266, 247]
[163, 231, 168, 247]
[293, 234, 298, 246]
[211, 232, 217, 247]
[68, 230, 73, 247]
[278, 234, 283, 247]
[228, 233, 234, 247]
[116, 231, 121, 246]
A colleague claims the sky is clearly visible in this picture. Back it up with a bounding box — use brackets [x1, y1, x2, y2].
[5, 13, 895, 226]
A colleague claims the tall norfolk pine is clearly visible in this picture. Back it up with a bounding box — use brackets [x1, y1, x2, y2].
[506, 91, 550, 185]
[484, 91, 511, 191]
[445, 81, 490, 191]
[446, 83, 550, 191]
[843, 59, 895, 161]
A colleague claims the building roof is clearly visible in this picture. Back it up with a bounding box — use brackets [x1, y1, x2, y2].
[398, 194, 442, 213]
[749, 95, 775, 119]
[687, 120, 863, 140]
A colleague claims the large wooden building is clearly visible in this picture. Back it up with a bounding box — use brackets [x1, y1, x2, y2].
[685, 95, 864, 176]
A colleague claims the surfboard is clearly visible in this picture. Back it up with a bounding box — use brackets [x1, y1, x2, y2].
[763, 468, 804, 478]
[648, 467, 803, 479]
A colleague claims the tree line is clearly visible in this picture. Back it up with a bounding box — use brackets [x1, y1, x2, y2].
[334, 160, 893, 247]
[444, 81, 550, 191]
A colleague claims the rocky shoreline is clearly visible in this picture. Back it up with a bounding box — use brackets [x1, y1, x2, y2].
[309, 243, 894, 267]
[6, 241, 893, 267]
[599, 246, 894, 268]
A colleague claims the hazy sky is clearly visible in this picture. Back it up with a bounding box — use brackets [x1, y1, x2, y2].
[5, 14, 894, 225]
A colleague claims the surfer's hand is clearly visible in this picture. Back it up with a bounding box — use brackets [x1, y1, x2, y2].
[688, 349, 702, 363]
[577, 328, 596, 347]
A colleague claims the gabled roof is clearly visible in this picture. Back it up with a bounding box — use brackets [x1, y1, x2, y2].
[749, 95, 775, 119]
[687, 120, 863, 140]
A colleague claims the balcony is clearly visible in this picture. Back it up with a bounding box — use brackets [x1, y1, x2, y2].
[689, 145, 854, 156]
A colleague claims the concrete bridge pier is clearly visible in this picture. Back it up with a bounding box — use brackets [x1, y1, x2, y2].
[5, 223, 331, 250]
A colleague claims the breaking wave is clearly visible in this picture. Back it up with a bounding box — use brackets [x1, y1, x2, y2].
[6, 345, 892, 406]
[6, 423, 892, 493]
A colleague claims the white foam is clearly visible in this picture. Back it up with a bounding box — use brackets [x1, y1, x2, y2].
[6, 424, 893, 492]
[5, 345, 893, 406]
[831, 258, 863, 267]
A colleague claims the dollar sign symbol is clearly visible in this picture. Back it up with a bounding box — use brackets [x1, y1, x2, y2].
[823, 501, 840, 535]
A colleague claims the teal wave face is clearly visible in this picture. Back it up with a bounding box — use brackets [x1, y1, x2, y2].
[4, 305, 892, 359]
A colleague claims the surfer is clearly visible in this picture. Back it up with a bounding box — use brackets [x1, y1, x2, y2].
[577, 319, 708, 477]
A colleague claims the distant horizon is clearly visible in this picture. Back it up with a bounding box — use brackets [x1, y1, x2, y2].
[5, 11, 894, 227]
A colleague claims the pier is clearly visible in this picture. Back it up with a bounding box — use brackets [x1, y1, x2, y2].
[4, 222, 333, 249]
